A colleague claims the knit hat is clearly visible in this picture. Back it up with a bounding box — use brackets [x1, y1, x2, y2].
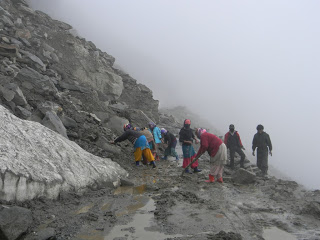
[184, 119, 191, 125]
[257, 124, 264, 130]
[148, 122, 156, 129]
[160, 128, 167, 134]
[196, 128, 207, 138]
[123, 123, 132, 131]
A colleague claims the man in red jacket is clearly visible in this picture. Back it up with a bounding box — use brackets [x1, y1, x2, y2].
[224, 124, 246, 169]
[194, 128, 227, 183]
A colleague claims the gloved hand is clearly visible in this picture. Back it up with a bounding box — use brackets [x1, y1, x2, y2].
[252, 151, 255, 156]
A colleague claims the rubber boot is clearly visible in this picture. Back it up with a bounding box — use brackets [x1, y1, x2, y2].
[193, 167, 202, 173]
[185, 168, 192, 174]
[205, 174, 214, 183]
[161, 156, 167, 160]
[217, 177, 223, 183]
[175, 155, 179, 161]
[150, 161, 156, 168]
[135, 161, 141, 166]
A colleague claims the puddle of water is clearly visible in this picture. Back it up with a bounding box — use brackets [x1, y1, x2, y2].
[114, 184, 146, 195]
[105, 198, 183, 240]
[263, 227, 297, 240]
[115, 195, 149, 217]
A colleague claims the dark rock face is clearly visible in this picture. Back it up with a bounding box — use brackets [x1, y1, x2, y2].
[0, 206, 33, 240]
[116, 69, 159, 123]
[0, 0, 159, 152]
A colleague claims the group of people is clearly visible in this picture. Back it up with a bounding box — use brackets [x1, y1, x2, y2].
[111, 119, 272, 183]
[110, 122, 179, 168]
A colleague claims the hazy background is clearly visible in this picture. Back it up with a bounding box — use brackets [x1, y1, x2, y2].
[27, 0, 320, 189]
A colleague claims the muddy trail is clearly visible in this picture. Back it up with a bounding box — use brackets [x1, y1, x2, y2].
[7, 144, 318, 240]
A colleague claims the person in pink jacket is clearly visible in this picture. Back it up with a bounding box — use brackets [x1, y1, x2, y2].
[194, 128, 227, 183]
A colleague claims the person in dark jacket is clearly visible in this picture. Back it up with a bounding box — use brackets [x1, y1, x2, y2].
[224, 124, 246, 169]
[252, 124, 272, 175]
[179, 119, 201, 173]
[110, 124, 156, 168]
[161, 128, 179, 160]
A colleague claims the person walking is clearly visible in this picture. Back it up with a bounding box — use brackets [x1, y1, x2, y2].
[110, 124, 156, 168]
[160, 128, 179, 161]
[224, 124, 246, 169]
[252, 124, 272, 175]
[179, 119, 201, 173]
[195, 128, 227, 183]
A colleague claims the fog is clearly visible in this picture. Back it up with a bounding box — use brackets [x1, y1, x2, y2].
[28, 0, 320, 189]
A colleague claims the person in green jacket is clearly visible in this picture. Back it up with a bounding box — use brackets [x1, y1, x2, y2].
[252, 124, 272, 175]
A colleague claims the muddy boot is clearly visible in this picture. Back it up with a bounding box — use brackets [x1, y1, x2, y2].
[136, 161, 142, 167]
[205, 174, 215, 183]
[185, 168, 192, 174]
[217, 177, 223, 183]
[150, 161, 156, 168]
[193, 167, 202, 173]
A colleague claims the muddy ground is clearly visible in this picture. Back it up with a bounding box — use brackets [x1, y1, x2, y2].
[5, 144, 320, 240]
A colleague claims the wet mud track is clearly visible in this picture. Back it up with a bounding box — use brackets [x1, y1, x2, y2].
[19, 145, 320, 240]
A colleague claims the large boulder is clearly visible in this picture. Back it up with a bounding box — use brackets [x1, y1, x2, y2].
[14, 67, 58, 96]
[46, 33, 123, 101]
[3, 83, 28, 106]
[232, 168, 256, 184]
[42, 111, 68, 139]
[0, 206, 33, 240]
[105, 116, 129, 135]
[117, 70, 159, 122]
[123, 109, 155, 128]
[0, 105, 128, 201]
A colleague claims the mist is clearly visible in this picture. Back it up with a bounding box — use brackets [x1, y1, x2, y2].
[27, 0, 320, 189]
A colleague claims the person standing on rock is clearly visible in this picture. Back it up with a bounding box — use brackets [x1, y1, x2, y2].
[195, 128, 227, 183]
[160, 128, 179, 161]
[148, 122, 162, 161]
[224, 124, 246, 169]
[179, 119, 201, 173]
[252, 124, 272, 175]
[110, 124, 156, 168]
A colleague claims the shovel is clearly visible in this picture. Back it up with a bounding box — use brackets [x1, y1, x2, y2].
[180, 152, 203, 177]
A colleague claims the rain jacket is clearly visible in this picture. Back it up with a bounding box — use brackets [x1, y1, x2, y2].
[163, 131, 177, 148]
[197, 132, 223, 157]
[152, 126, 162, 144]
[224, 131, 243, 149]
[179, 127, 195, 146]
[252, 132, 272, 152]
[114, 130, 142, 145]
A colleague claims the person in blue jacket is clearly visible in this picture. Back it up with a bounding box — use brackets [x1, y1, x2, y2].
[148, 122, 162, 161]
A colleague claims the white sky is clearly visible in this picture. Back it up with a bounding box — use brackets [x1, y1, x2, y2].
[28, 0, 320, 189]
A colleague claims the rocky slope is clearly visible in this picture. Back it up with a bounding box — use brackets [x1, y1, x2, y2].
[1, 1, 320, 240]
[0, 0, 159, 202]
